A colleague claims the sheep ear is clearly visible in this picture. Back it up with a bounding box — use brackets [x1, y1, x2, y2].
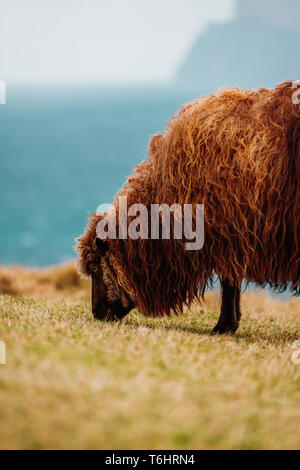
[95, 237, 109, 255]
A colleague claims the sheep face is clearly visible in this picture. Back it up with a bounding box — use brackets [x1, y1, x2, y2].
[91, 268, 133, 321]
[92, 238, 134, 321]
[91, 268, 109, 320]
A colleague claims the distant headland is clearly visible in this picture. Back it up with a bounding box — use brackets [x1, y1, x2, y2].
[176, 0, 300, 91]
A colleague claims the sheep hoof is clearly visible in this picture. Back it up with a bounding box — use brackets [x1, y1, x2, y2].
[211, 323, 239, 335]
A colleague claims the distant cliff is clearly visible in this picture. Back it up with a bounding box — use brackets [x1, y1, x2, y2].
[176, 0, 300, 91]
[237, 0, 300, 32]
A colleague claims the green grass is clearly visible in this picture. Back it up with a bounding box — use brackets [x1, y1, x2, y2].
[0, 293, 299, 449]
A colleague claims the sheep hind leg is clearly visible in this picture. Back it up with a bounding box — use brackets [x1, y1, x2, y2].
[212, 279, 241, 335]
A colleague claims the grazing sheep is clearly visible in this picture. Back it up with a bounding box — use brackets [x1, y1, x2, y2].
[76, 81, 299, 334]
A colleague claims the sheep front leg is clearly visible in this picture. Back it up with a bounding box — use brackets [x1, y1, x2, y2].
[212, 279, 241, 334]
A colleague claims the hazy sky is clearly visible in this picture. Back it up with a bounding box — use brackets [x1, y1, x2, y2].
[0, 0, 235, 84]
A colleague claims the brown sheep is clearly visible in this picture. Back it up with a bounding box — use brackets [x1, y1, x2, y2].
[76, 81, 299, 334]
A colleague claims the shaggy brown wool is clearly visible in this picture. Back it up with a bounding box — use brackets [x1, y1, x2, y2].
[77, 81, 300, 317]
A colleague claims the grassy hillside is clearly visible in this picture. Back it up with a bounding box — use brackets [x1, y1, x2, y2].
[0, 264, 299, 449]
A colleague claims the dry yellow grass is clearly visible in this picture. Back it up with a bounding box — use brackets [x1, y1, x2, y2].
[0, 264, 299, 449]
[0, 263, 90, 300]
